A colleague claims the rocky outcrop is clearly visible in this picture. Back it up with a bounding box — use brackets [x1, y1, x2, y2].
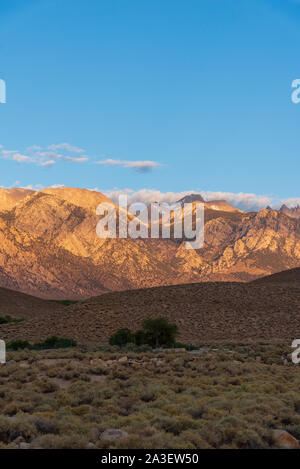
[101, 429, 129, 441]
[280, 204, 300, 219]
[0, 187, 34, 212]
[271, 430, 300, 449]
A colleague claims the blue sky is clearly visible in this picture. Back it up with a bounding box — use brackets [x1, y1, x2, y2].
[1, 0, 300, 210]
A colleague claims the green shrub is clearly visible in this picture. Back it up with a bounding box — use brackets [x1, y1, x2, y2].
[109, 318, 179, 349]
[153, 416, 196, 435]
[7, 337, 77, 351]
[0, 316, 23, 324]
[34, 418, 60, 435]
[37, 433, 88, 449]
[7, 340, 31, 351]
[33, 336, 77, 350]
[0, 415, 37, 443]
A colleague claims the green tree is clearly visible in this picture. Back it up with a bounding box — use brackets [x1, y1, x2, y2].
[109, 328, 133, 347]
[133, 329, 147, 346]
[142, 317, 178, 348]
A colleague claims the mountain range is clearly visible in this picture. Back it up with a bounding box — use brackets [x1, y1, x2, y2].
[0, 186, 300, 299]
[279, 204, 300, 219]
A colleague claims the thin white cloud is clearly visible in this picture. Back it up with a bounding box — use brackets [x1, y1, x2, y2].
[63, 155, 88, 163]
[22, 184, 44, 191]
[96, 159, 162, 173]
[40, 160, 55, 167]
[26, 145, 42, 152]
[0, 143, 89, 167]
[2, 183, 300, 212]
[274, 198, 300, 208]
[35, 151, 62, 162]
[11, 153, 33, 163]
[48, 143, 85, 153]
[200, 191, 273, 211]
[36, 151, 88, 163]
[102, 189, 277, 212]
[2, 149, 19, 156]
[1, 144, 157, 171]
[103, 189, 193, 205]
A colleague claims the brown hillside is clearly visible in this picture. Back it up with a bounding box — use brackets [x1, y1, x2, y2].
[252, 267, 300, 287]
[1, 281, 300, 345]
[0, 286, 64, 319]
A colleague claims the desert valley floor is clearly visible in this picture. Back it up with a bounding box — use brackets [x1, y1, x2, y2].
[0, 268, 300, 450]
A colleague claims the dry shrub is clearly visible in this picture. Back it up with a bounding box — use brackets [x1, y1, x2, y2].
[0, 415, 37, 443]
[37, 433, 88, 449]
[34, 417, 60, 435]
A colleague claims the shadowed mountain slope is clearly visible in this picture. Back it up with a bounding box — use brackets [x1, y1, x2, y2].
[252, 267, 300, 287]
[0, 286, 64, 319]
[1, 280, 300, 345]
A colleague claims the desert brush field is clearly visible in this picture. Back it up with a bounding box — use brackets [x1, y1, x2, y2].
[0, 342, 299, 449]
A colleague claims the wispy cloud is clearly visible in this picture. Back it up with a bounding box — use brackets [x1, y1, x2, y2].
[26, 145, 42, 152]
[63, 155, 88, 163]
[4, 182, 65, 191]
[48, 143, 85, 153]
[200, 191, 273, 211]
[3, 182, 300, 212]
[40, 160, 55, 167]
[96, 159, 162, 173]
[275, 197, 300, 208]
[0, 143, 89, 167]
[101, 188, 283, 212]
[1, 144, 161, 172]
[35, 151, 88, 164]
[11, 153, 33, 163]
